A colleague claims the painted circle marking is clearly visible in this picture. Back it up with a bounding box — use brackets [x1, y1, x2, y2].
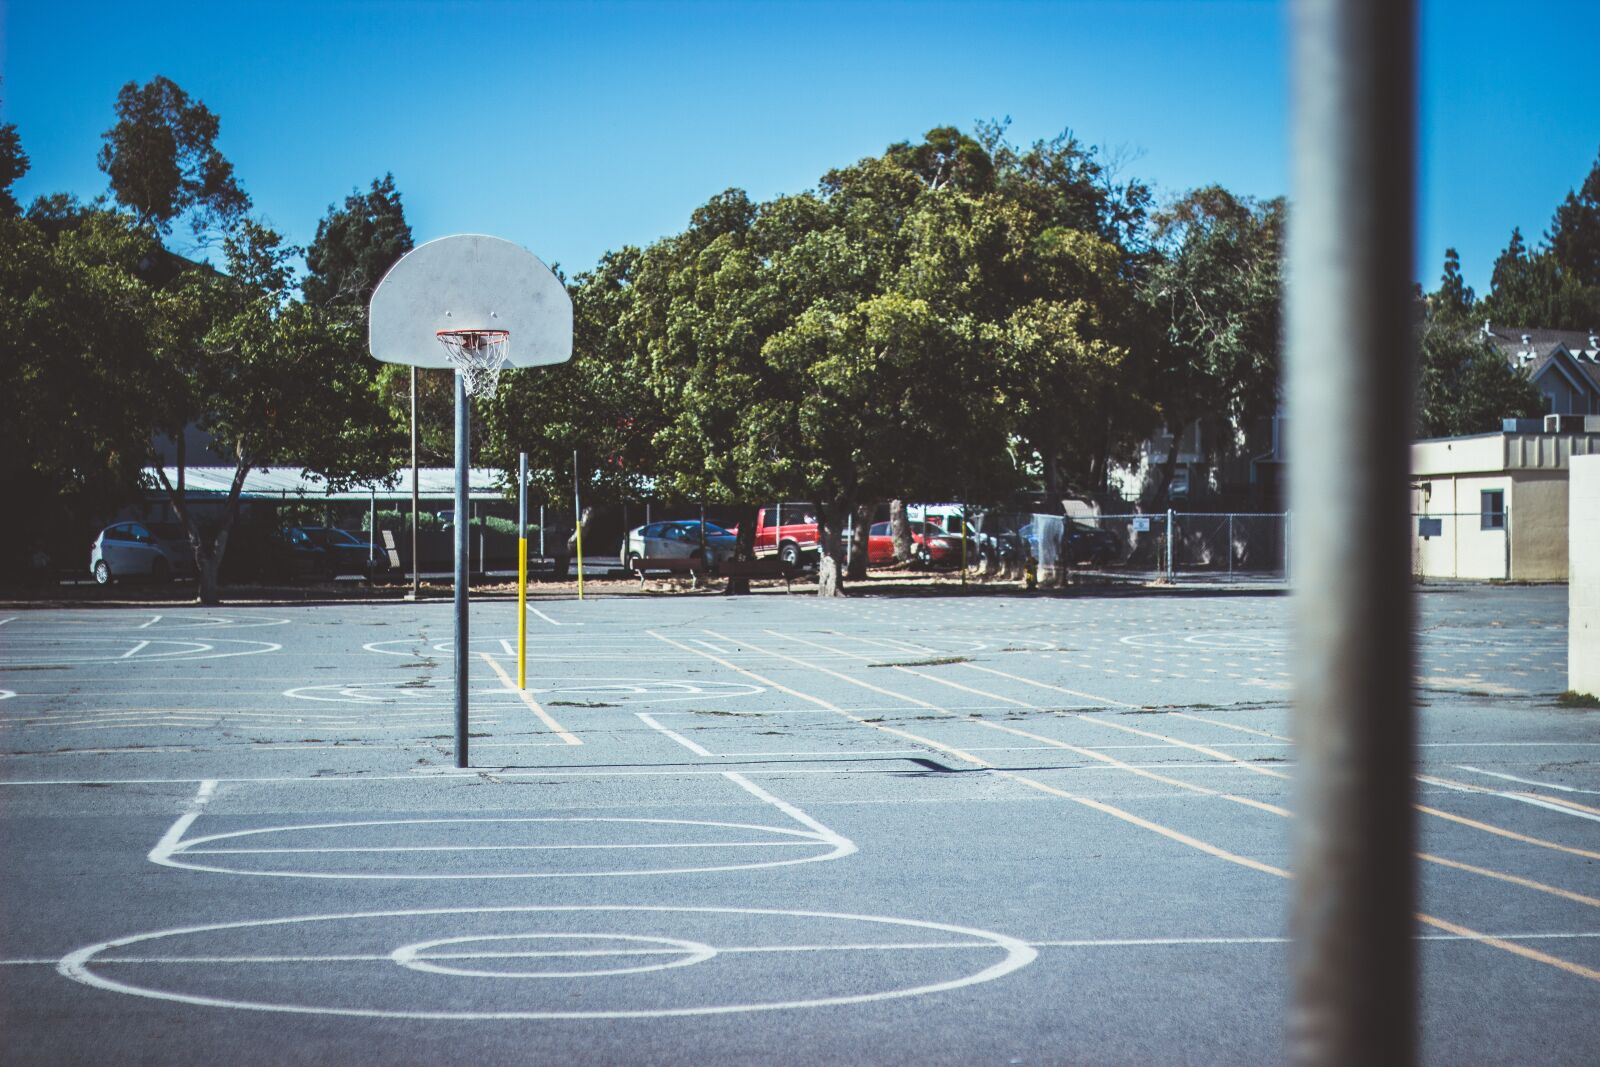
[155, 816, 850, 879]
[59, 905, 1036, 1019]
[1119, 631, 1287, 651]
[391, 933, 716, 978]
[0, 636, 281, 666]
[285, 679, 763, 706]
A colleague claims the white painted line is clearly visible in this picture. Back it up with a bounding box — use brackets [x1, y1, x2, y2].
[1454, 765, 1600, 796]
[138, 615, 163, 629]
[57, 906, 1035, 1019]
[527, 607, 580, 626]
[636, 712, 713, 756]
[147, 779, 218, 866]
[120, 641, 151, 660]
[11, 929, 1600, 968]
[1418, 775, 1600, 824]
[724, 771, 856, 850]
[0, 617, 16, 627]
[150, 812, 849, 880]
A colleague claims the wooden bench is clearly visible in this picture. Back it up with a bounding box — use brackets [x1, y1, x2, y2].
[716, 557, 802, 591]
[629, 556, 706, 588]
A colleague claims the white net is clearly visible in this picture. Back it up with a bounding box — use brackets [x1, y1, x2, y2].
[435, 330, 510, 397]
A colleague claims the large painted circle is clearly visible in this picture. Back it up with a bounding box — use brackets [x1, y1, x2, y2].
[59, 906, 1036, 1019]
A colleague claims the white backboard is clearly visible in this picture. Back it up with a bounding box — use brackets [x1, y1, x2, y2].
[368, 234, 573, 369]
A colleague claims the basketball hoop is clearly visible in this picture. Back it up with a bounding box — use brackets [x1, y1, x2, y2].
[436, 329, 510, 397]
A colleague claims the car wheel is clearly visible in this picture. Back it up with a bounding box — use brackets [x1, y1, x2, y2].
[150, 558, 169, 583]
[778, 542, 800, 567]
[94, 560, 112, 585]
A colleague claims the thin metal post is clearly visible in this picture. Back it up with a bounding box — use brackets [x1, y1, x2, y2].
[452, 373, 471, 769]
[518, 451, 528, 689]
[1165, 508, 1174, 580]
[1287, 1, 1416, 1063]
[409, 366, 419, 600]
[368, 486, 376, 564]
[573, 450, 584, 600]
[539, 504, 545, 558]
[1227, 513, 1234, 580]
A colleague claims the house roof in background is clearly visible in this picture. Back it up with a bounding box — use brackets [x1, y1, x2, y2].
[1482, 324, 1600, 391]
[144, 467, 509, 501]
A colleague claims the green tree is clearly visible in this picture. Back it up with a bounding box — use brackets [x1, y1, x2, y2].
[302, 173, 414, 307]
[0, 207, 165, 581]
[98, 76, 250, 239]
[150, 222, 401, 601]
[1141, 186, 1285, 506]
[1549, 147, 1600, 289]
[1432, 247, 1475, 323]
[1416, 316, 1542, 437]
[0, 115, 28, 217]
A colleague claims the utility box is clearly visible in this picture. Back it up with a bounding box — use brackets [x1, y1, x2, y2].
[1571, 455, 1600, 697]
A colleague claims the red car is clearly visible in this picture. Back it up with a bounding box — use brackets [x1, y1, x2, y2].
[866, 521, 965, 567]
[753, 503, 820, 566]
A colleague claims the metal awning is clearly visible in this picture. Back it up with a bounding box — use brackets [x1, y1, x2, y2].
[143, 466, 508, 502]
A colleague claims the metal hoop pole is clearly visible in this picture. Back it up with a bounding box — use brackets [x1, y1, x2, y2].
[1287, 0, 1416, 1061]
[518, 452, 528, 689]
[453, 372, 470, 768]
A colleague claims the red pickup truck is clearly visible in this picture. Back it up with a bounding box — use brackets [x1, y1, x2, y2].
[752, 503, 819, 566]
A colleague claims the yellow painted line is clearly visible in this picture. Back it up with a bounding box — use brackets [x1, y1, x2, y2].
[1080, 716, 1290, 781]
[1420, 852, 1600, 909]
[478, 653, 581, 746]
[645, 632, 995, 770]
[959, 661, 1137, 707]
[1416, 913, 1600, 982]
[976, 663, 1600, 865]
[659, 632, 1600, 983]
[758, 630, 1249, 800]
[1527, 792, 1600, 818]
[1415, 804, 1600, 861]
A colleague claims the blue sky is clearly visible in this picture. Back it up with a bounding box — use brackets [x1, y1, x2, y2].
[3, 1, 1596, 296]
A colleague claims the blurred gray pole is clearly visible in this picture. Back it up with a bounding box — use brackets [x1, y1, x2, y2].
[368, 486, 376, 564]
[452, 373, 470, 769]
[1287, 1, 1416, 1064]
[409, 366, 419, 600]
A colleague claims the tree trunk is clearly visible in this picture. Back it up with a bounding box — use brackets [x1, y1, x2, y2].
[814, 500, 847, 597]
[724, 503, 759, 595]
[846, 503, 872, 580]
[1155, 423, 1184, 509]
[889, 499, 913, 562]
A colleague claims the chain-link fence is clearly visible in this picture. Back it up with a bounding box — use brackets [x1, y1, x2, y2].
[971, 510, 1290, 584]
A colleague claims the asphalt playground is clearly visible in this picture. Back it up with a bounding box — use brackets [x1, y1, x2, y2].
[0, 585, 1595, 1065]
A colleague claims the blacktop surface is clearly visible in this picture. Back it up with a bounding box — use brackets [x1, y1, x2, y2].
[0, 584, 1595, 1065]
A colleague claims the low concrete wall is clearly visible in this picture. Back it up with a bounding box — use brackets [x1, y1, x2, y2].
[1571, 456, 1600, 696]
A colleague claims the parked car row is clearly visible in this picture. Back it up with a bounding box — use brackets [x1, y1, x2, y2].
[89, 523, 388, 585]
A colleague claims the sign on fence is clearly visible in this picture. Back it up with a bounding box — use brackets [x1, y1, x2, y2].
[1133, 516, 1152, 533]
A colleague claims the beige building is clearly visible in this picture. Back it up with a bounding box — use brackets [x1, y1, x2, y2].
[1411, 429, 1600, 580]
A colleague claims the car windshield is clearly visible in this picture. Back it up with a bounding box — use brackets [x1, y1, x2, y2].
[323, 529, 364, 546]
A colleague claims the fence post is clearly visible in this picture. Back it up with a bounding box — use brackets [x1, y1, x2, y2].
[1165, 508, 1175, 580]
[1228, 513, 1234, 580]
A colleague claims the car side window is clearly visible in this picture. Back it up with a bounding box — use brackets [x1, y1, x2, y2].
[760, 508, 775, 525]
[642, 523, 663, 538]
[106, 525, 129, 542]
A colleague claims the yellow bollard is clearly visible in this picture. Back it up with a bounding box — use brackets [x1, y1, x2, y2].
[517, 535, 528, 688]
[575, 520, 585, 601]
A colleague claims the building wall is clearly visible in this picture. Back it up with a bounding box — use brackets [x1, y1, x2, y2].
[1509, 472, 1569, 580]
[1570, 456, 1600, 695]
[1411, 473, 1510, 580]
